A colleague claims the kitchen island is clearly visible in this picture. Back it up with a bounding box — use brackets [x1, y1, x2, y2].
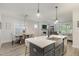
[25, 35, 67, 56]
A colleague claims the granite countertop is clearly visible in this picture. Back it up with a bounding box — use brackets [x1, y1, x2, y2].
[25, 36, 56, 48]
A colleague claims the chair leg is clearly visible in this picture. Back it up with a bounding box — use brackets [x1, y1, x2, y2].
[25, 46, 27, 56]
[12, 40, 14, 46]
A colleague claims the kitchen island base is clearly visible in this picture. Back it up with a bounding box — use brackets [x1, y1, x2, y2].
[29, 42, 64, 56]
[30, 43, 55, 56]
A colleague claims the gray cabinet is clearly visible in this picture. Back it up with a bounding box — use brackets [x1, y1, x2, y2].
[55, 42, 64, 56]
[30, 43, 55, 56]
[29, 40, 64, 56]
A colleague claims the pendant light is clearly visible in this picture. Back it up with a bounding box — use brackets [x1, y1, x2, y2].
[34, 24, 38, 29]
[36, 3, 40, 18]
[54, 6, 59, 24]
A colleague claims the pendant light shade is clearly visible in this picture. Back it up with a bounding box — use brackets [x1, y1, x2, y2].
[37, 9, 40, 17]
[54, 6, 59, 24]
[36, 3, 40, 18]
[34, 24, 38, 29]
[54, 20, 59, 24]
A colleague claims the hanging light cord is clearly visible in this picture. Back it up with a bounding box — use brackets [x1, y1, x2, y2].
[37, 3, 39, 13]
[55, 6, 58, 20]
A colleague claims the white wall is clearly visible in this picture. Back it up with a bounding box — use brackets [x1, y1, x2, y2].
[73, 8, 79, 48]
[24, 20, 39, 36]
[0, 14, 24, 47]
[24, 20, 53, 36]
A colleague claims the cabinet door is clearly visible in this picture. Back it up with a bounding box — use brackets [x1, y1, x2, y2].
[55, 43, 64, 56]
[44, 43, 55, 53]
[30, 43, 43, 56]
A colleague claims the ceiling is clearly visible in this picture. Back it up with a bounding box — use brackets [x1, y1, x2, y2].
[0, 3, 79, 23]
